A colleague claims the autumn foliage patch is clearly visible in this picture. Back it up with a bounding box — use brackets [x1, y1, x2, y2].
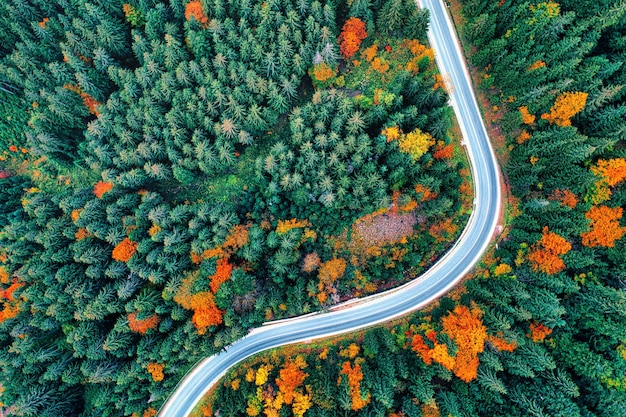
[433, 143, 454, 160]
[581, 205, 626, 248]
[441, 305, 488, 382]
[316, 258, 347, 304]
[63, 84, 101, 116]
[309, 62, 337, 87]
[411, 304, 514, 382]
[93, 181, 113, 198]
[74, 228, 90, 240]
[146, 363, 165, 382]
[527, 60, 546, 71]
[128, 312, 160, 334]
[548, 189, 578, 209]
[276, 219, 310, 235]
[275, 356, 309, 405]
[493, 263, 512, 276]
[190, 291, 223, 333]
[592, 158, 626, 187]
[541, 91, 588, 127]
[590, 158, 626, 204]
[339, 360, 370, 410]
[527, 227, 571, 274]
[301, 252, 321, 273]
[488, 333, 517, 352]
[185, 0, 208, 25]
[339, 17, 367, 59]
[519, 106, 535, 124]
[112, 238, 138, 262]
[0, 271, 22, 323]
[528, 322, 553, 342]
[209, 257, 233, 293]
[175, 271, 224, 334]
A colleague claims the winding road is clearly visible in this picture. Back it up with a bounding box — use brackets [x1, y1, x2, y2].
[158, 0, 501, 415]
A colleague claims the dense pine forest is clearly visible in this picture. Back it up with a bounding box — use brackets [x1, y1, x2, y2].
[0, 0, 472, 415]
[200, 1, 626, 417]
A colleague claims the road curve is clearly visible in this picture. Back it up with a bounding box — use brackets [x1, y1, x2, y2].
[159, 0, 501, 415]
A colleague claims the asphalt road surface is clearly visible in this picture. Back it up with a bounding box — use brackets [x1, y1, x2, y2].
[158, 0, 501, 414]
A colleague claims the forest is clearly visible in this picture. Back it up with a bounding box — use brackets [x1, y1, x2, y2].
[1, 0, 625, 416]
[198, 0, 626, 416]
[0, 0, 471, 416]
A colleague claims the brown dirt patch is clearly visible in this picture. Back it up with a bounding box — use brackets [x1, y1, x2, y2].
[353, 212, 417, 247]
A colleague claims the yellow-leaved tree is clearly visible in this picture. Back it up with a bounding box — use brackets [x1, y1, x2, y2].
[398, 128, 434, 160]
[541, 91, 588, 126]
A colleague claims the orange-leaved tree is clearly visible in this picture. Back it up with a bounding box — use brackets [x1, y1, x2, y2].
[71, 208, 82, 222]
[122, 4, 143, 26]
[275, 356, 309, 405]
[422, 403, 440, 417]
[338, 17, 367, 59]
[142, 407, 157, 417]
[411, 334, 433, 364]
[527, 60, 546, 71]
[541, 91, 588, 126]
[433, 143, 454, 160]
[128, 312, 160, 334]
[382, 126, 401, 142]
[222, 224, 250, 251]
[581, 205, 626, 248]
[589, 158, 626, 204]
[411, 331, 455, 371]
[193, 223, 250, 263]
[340, 343, 360, 359]
[146, 363, 165, 382]
[362, 44, 377, 62]
[75, 228, 90, 240]
[309, 62, 337, 86]
[189, 291, 223, 334]
[493, 263, 512, 276]
[519, 106, 536, 125]
[429, 218, 458, 243]
[441, 304, 487, 382]
[93, 181, 113, 198]
[1, 267, 8, 285]
[517, 130, 531, 144]
[591, 158, 626, 187]
[528, 322, 552, 342]
[527, 227, 571, 274]
[112, 238, 138, 262]
[148, 224, 161, 237]
[370, 57, 389, 73]
[174, 271, 224, 334]
[185, 0, 208, 25]
[316, 258, 347, 303]
[429, 342, 455, 371]
[548, 189, 578, 209]
[0, 302, 20, 323]
[209, 257, 233, 293]
[339, 360, 370, 411]
[414, 184, 437, 201]
[0, 274, 23, 323]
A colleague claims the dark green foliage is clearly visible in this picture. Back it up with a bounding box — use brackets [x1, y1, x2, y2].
[0, 174, 30, 227]
[0, 82, 28, 151]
